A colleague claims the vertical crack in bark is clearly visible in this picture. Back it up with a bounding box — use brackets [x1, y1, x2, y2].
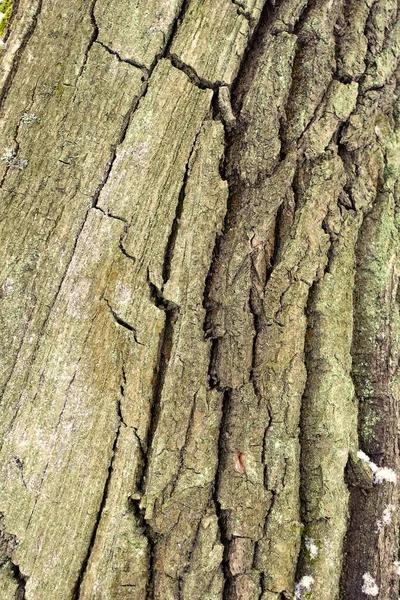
[168, 392, 198, 499]
[336, 8, 400, 595]
[143, 274, 179, 466]
[137, 272, 180, 598]
[72, 0, 99, 89]
[73, 387, 124, 599]
[203, 0, 292, 592]
[44, 0, 195, 345]
[212, 389, 233, 600]
[4, 0, 197, 417]
[203, 2, 308, 594]
[128, 496, 156, 600]
[162, 125, 203, 283]
[177, 512, 206, 600]
[0, 0, 43, 112]
[294, 276, 317, 580]
[10, 559, 27, 600]
[1, 0, 186, 415]
[162, 0, 192, 60]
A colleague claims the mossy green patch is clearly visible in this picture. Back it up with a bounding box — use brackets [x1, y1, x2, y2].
[0, 0, 13, 37]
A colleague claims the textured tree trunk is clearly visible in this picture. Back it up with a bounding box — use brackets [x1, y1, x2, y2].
[0, 0, 399, 598]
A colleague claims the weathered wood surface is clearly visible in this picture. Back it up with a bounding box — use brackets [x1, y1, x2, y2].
[0, 0, 399, 599]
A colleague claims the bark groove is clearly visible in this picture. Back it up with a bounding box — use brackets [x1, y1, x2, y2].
[0, 0, 399, 599]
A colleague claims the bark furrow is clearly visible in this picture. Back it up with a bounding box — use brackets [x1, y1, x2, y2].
[0, 0, 399, 598]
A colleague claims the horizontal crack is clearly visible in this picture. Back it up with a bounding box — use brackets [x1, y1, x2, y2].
[95, 40, 149, 73]
[168, 53, 222, 90]
[92, 205, 128, 225]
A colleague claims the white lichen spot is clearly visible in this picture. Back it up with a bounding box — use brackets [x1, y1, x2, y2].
[376, 504, 394, 532]
[22, 112, 37, 124]
[1, 147, 28, 170]
[357, 450, 371, 463]
[393, 561, 400, 576]
[373, 467, 397, 484]
[130, 141, 150, 168]
[362, 573, 379, 596]
[305, 537, 318, 559]
[114, 282, 133, 306]
[357, 450, 397, 484]
[357, 450, 378, 472]
[295, 575, 315, 599]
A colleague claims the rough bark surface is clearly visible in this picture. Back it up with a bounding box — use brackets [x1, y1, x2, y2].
[0, 0, 399, 599]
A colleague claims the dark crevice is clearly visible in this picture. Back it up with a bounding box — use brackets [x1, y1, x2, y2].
[235, 7, 253, 26]
[10, 560, 27, 600]
[129, 498, 157, 600]
[95, 40, 148, 73]
[212, 389, 233, 600]
[0, 0, 43, 113]
[230, 0, 254, 27]
[93, 205, 129, 225]
[162, 125, 202, 283]
[249, 281, 263, 405]
[320, 218, 337, 276]
[231, 0, 246, 10]
[230, 0, 286, 117]
[2, 0, 20, 44]
[257, 571, 265, 600]
[203, 233, 227, 352]
[292, 0, 317, 37]
[119, 364, 128, 427]
[267, 204, 284, 279]
[148, 276, 179, 313]
[104, 298, 143, 345]
[177, 514, 205, 600]
[169, 392, 197, 499]
[73, 411, 122, 599]
[13, 456, 27, 489]
[168, 53, 221, 90]
[71, 0, 99, 91]
[294, 273, 326, 586]
[134, 276, 180, 598]
[140, 272, 179, 473]
[261, 412, 272, 489]
[203, 2, 292, 590]
[119, 236, 136, 263]
[162, 0, 192, 59]
[207, 338, 222, 390]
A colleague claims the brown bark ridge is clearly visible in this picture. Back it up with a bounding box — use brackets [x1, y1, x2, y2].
[0, 0, 399, 598]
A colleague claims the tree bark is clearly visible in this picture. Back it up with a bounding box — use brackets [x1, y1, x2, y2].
[0, 0, 399, 599]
